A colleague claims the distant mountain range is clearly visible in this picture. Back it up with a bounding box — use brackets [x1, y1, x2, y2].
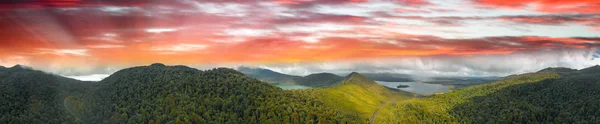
[237, 66, 499, 89]
[237, 66, 343, 87]
[237, 66, 417, 87]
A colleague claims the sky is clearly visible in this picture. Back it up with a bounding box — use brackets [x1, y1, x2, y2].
[0, 0, 599, 81]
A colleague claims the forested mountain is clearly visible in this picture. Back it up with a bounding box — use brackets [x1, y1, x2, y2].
[69, 63, 363, 123]
[0, 65, 95, 123]
[237, 67, 497, 89]
[237, 67, 343, 87]
[295, 73, 344, 87]
[376, 65, 600, 123]
[2, 64, 600, 123]
[237, 66, 300, 85]
[537, 67, 578, 73]
[307, 72, 413, 118]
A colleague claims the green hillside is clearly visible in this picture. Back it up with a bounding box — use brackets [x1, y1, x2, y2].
[310, 72, 413, 118]
[3, 64, 600, 123]
[70, 63, 363, 124]
[0, 65, 95, 123]
[376, 66, 600, 123]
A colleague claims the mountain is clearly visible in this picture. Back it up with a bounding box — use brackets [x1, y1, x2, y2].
[0, 65, 95, 123]
[237, 66, 299, 84]
[237, 67, 343, 87]
[576, 65, 600, 74]
[69, 63, 363, 124]
[295, 73, 344, 87]
[537, 67, 578, 74]
[377, 66, 600, 123]
[311, 72, 412, 118]
[4, 64, 600, 123]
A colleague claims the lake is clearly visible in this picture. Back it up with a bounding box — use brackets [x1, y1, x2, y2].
[375, 81, 450, 94]
[275, 84, 313, 90]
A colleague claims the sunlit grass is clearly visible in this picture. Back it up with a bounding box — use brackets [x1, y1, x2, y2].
[377, 72, 560, 123]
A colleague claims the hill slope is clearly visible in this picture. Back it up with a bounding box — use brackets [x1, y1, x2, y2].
[72, 64, 362, 124]
[310, 72, 412, 118]
[0, 65, 95, 123]
[377, 65, 600, 123]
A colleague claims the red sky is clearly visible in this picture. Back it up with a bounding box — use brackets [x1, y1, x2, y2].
[0, 0, 599, 76]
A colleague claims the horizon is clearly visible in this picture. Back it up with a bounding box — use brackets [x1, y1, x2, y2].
[2, 63, 596, 82]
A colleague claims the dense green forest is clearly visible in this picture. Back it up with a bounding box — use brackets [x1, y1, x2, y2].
[0, 64, 366, 124]
[2, 64, 600, 123]
[73, 63, 365, 123]
[0, 65, 95, 123]
[376, 66, 600, 123]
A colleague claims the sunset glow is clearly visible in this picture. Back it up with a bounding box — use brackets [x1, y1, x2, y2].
[0, 0, 599, 77]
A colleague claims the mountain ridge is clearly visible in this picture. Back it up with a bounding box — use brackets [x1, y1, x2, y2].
[66, 63, 365, 123]
[237, 66, 343, 87]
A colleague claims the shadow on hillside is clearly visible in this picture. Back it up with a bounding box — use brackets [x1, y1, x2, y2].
[448, 73, 600, 123]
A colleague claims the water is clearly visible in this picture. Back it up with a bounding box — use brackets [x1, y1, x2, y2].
[275, 84, 313, 90]
[375, 81, 450, 94]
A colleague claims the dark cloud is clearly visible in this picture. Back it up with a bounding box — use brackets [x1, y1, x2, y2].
[496, 14, 600, 25]
[372, 13, 600, 30]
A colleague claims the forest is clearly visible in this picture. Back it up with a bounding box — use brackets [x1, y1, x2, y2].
[1, 64, 600, 123]
[376, 66, 600, 123]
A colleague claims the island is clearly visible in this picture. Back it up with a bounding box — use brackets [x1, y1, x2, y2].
[397, 84, 410, 88]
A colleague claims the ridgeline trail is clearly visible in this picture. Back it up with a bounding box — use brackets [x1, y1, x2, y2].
[370, 101, 393, 124]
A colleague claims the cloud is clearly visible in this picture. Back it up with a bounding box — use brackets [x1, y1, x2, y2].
[274, 12, 369, 25]
[474, 0, 600, 14]
[373, 14, 600, 32]
[145, 28, 179, 33]
[0, 0, 599, 78]
[65, 74, 111, 81]
[0, 56, 30, 67]
[223, 28, 274, 37]
[395, 0, 431, 6]
[150, 44, 208, 53]
[37, 48, 89, 56]
[496, 14, 600, 31]
[87, 44, 125, 49]
[258, 48, 600, 77]
[274, 0, 368, 8]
